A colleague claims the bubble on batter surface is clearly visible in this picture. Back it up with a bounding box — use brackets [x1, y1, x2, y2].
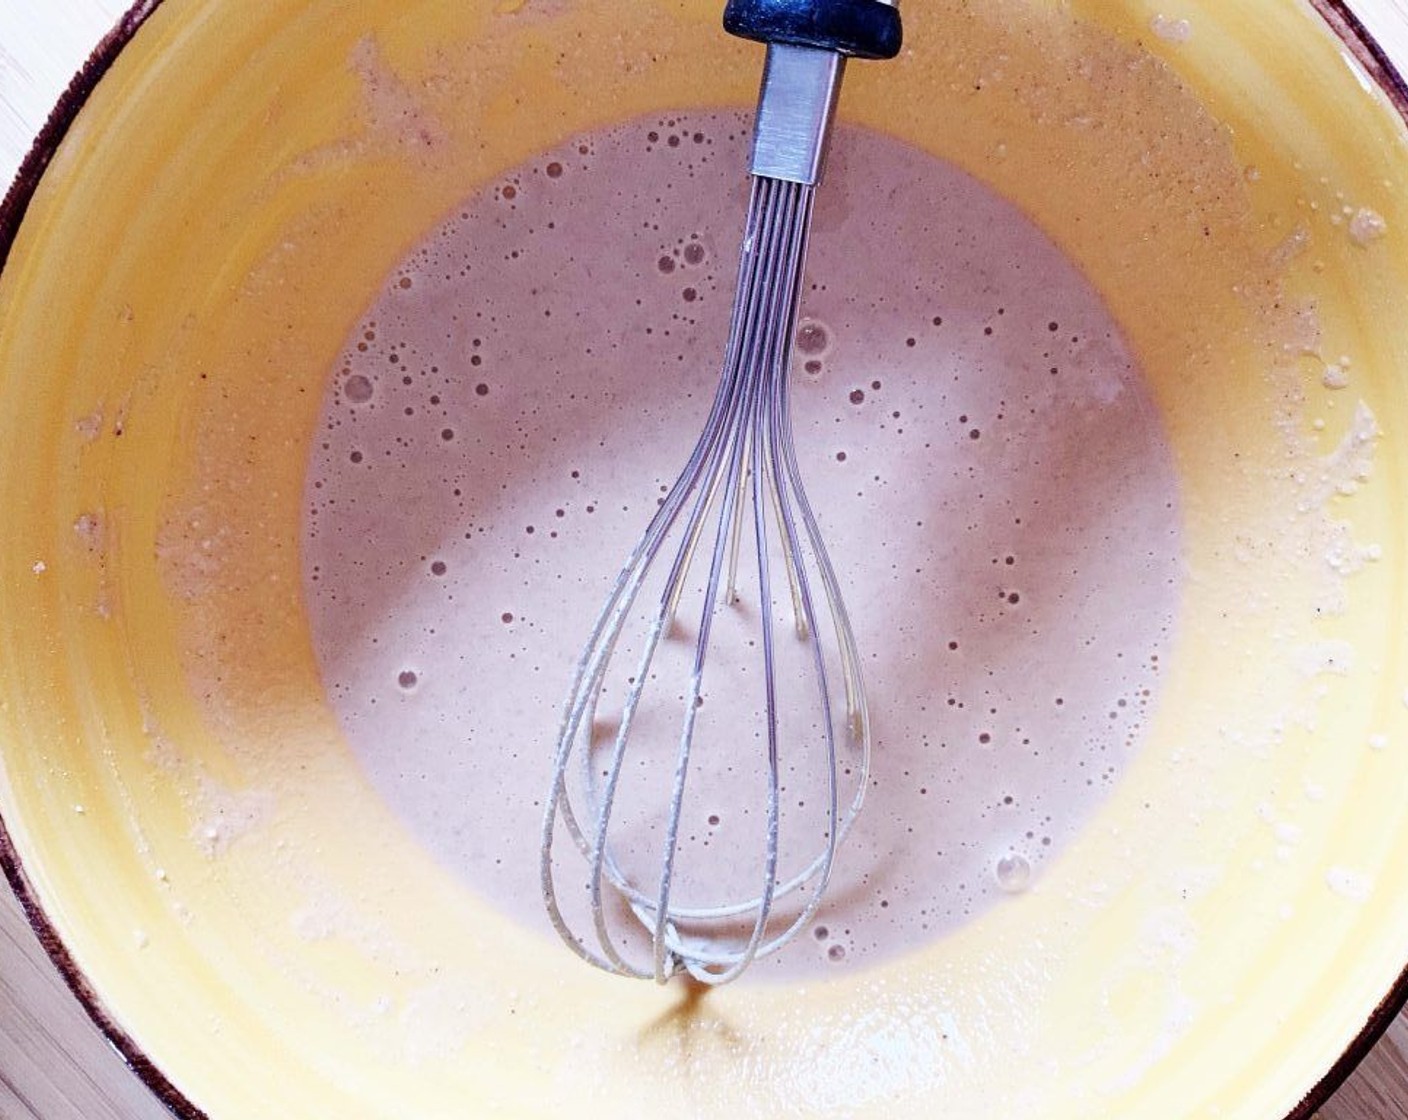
[995, 852, 1033, 894]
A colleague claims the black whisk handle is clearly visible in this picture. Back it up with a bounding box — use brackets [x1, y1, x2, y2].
[723, 0, 903, 61]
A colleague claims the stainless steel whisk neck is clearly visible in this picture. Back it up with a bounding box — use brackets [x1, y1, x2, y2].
[749, 44, 846, 186]
[730, 0, 901, 184]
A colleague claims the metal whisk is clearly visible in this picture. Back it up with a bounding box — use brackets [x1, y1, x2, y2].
[541, 0, 903, 985]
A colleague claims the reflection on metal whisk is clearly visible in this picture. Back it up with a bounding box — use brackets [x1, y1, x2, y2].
[541, 1, 902, 985]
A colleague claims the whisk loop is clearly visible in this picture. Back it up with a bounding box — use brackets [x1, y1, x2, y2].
[540, 176, 869, 984]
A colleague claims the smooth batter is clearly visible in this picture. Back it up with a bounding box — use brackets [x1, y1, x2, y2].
[302, 115, 1182, 978]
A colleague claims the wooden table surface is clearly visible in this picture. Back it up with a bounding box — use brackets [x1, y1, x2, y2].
[3, 1, 1408, 1117]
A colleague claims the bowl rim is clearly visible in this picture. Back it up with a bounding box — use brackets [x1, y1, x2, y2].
[1, 2, 1406, 1118]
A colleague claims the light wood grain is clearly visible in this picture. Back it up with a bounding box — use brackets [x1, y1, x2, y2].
[0, 888, 169, 1120]
[1322, 1016, 1408, 1120]
[1354, 0, 1408, 71]
[2, 1, 1408, 1117]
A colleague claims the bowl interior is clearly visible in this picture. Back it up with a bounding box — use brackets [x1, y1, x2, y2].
[2, 1, 1407, 1116]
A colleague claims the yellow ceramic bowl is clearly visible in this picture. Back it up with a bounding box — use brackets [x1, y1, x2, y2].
[2, 1, 1407, 1117]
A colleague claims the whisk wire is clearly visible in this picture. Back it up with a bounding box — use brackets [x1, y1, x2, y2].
[542, 174, 869, 984]
[651, 177, 796, 980]
[540, 179, 773, 977]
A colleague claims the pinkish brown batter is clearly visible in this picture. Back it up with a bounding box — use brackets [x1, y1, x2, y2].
[302, 115, 1182, 979]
